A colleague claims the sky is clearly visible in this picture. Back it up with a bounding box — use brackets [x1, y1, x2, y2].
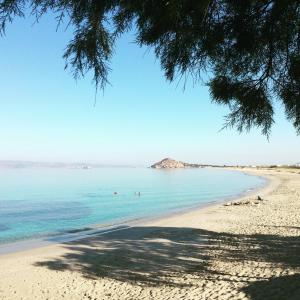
[0, 12, 299, 166]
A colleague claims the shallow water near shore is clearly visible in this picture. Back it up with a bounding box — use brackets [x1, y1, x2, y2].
[0, 167, 265, 244]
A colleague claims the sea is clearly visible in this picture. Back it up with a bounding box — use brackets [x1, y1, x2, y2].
[0, 167, 266, 245]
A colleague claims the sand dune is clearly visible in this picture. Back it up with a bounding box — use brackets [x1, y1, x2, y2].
[0, 168, 299, 300]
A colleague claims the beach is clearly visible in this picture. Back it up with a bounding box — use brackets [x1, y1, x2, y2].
[0, 168, 299, 300]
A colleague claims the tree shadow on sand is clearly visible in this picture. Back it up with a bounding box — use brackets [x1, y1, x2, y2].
[242, 274, 300, 300]
[34, 226, 300, 298]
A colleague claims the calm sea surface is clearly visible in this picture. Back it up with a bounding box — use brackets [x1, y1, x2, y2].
[0, 168, 265, 244]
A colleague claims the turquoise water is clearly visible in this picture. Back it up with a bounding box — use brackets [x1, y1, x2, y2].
[0, 168, 265, 244]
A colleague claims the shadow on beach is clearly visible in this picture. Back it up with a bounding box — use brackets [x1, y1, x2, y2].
[34, 226, 300, 299]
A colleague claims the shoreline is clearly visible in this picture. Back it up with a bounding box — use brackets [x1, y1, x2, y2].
[141, 168, 280, 229]
[0, 168, 271, 256]
[0, 167, 299, 300]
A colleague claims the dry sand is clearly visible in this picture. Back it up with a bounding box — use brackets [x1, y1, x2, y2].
[0, 168, 299, 300]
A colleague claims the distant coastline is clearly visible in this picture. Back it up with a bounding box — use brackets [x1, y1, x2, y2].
[0, 159, 299, 170]
[0, 160, 141, 169]
[150, 157, 300, 169]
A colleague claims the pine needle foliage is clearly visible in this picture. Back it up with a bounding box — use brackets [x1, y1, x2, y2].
[1, 0, 300, 136]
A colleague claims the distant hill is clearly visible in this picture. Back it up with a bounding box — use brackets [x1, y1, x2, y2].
[150, 158, 204, 169]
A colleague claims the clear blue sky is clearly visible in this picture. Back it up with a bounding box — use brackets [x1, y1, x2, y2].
[0, 12, 299, 166]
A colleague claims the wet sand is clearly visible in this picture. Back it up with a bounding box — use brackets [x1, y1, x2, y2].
[0, 168, 299, 300]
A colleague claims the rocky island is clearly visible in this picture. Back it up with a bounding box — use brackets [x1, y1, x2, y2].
[150, 158, 204, 169]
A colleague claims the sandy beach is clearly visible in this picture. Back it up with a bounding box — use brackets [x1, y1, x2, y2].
[0, 168, 299, 300]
